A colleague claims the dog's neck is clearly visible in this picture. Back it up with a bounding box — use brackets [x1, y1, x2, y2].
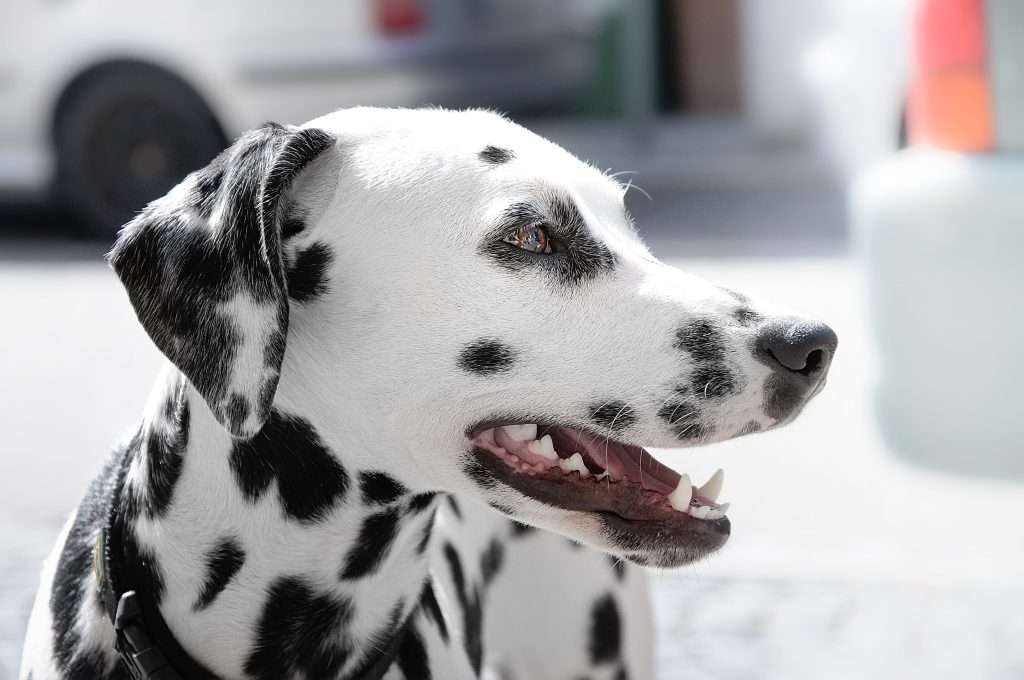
[124, 364, 441, 677]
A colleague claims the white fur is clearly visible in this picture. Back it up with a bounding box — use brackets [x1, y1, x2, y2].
[21, 108, 824, 680]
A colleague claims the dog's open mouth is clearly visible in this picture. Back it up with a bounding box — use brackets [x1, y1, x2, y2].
[470, 422, 729, 531]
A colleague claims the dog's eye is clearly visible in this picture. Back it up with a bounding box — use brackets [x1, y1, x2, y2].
[504, 223, 552, 254]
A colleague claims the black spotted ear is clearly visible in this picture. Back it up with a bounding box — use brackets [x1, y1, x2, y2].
[109, 123, 335, 438]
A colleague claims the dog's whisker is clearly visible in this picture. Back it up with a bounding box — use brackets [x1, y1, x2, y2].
[621, 177, 653, 202]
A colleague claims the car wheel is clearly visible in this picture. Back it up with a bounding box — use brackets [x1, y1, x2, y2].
[56, 66, 226, 241]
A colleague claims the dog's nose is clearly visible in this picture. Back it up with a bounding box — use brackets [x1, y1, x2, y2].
[756, 318, 838, 377]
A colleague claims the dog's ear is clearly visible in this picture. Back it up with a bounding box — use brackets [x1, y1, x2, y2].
[109, 123, 335, 438]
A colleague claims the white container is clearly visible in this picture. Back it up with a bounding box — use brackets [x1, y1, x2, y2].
[852, 148, 1024, 476]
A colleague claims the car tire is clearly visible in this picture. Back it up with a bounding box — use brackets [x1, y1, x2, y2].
[55, 65, 226, 241]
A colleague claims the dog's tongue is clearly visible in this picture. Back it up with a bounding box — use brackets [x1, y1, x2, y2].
[545, 427, 681, 495]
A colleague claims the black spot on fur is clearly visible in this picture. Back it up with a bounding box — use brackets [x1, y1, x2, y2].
[420, 579, 449, 643]
[589, 593, 622, 665]
[446, 495, 463, 520]
[479, 145, 514, 164]
[458, 339, 516, 375]
[763, 373, 804, 420]
[590, 401, 637, 432]
[488, 502, 515, 516]
[142, 379, 190, 518]
[344, 600, 406, 678]
[339, 508, 401, 580]
[690, 363, 737, 399]
[443, 542, 484, 674]
[192, 171, 224, 222]
[734, 307, 761, 327]
[480, 196, 616, 286]
[280, 208, 307, 240]
[65, 648, 117, 680]
[128, 538, 166, 606]
[722, 287, 750, 304]
[416, 510, 436, 555]
[230, 410, 349, 522]
[738, 420, 762, 436]
[443, 543, 467, 607]
[396, 626, 431, 680]
[225, 393, 249, 434]
[657, 398, 704, 439]
[244, 576, 353, 680]
[675, 319, 726, 364]
[286, 241, 334, 302]
[409, 492, 439, 514]
[463, 458, 498, 491]
[479, 539, 504, 586]
[510, 520, 536, 537]
[607, 555, 627, 581]
[359, 471, 407, 506]
[193, 538, 245, 611]
[679, 421, 710, 440]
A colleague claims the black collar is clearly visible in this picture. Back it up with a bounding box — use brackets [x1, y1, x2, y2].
[94, 446, 411, 680]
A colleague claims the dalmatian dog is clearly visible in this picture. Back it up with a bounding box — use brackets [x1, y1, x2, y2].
[20, 107, 836, 680]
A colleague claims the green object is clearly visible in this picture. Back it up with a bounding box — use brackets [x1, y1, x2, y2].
[577, 10, 624, 117]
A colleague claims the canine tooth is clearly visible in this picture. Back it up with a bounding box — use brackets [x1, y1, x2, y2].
[668, 474, 693, 512]
[528, 435, 558, 460]
[559, 452, 590, 477]
[503, 424, 537, 442]
[698, 469, 724, 502]
[689, 505, 711, 519]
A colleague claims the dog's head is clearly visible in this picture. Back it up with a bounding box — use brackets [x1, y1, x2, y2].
[111, 108, 836, 568]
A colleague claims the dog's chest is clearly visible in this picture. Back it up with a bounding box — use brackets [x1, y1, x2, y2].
[122, 421, 497, 679]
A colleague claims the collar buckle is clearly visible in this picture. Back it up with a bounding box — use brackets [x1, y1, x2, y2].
[113, 591, 182, 680]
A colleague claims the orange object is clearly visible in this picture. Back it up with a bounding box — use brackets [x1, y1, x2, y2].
[908, 0, 995, 151]
[915, 0, 986, 70]
[909, 71, 994, 150]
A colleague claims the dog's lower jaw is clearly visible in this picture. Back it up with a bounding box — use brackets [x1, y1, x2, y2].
[119, 369, 445, 679]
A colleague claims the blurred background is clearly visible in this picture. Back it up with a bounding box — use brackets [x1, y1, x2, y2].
[2, 0, 1023, 678]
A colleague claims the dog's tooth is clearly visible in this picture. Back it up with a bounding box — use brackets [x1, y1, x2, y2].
[698, 468, 724, 502]
[689, 505, 711, 519]
[668, 474, 693, 512]
[528, 434, 558, 460]
[570, 453, 590, 477]
[559, 452, 590, 477]
[503, 424, 537, 442]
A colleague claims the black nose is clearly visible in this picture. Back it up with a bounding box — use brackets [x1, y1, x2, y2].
[756, 318, 838, 377]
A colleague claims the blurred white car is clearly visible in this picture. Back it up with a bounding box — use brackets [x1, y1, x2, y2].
[852, 0, 1024, 475]
[0, 0, 606, 236]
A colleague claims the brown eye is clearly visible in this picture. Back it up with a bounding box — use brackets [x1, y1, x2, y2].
[503, 223, 552, 254]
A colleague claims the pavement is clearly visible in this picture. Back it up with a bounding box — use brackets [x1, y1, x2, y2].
[2, 119, 1023, 679]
